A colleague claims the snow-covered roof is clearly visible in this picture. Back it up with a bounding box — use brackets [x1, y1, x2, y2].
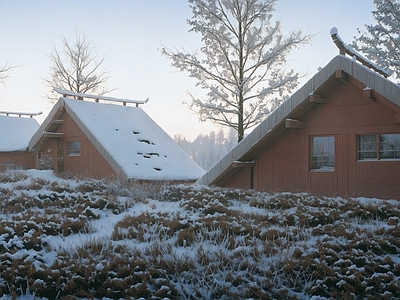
[0, 115, 40, 151]
[30, 98, 204, 181]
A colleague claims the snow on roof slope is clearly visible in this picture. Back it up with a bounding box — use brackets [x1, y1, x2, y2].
[0, 116, 40, 151]
[63, 98, 205, 181]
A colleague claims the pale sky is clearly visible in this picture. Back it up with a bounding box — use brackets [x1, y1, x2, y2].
[0, 0, 376, 140]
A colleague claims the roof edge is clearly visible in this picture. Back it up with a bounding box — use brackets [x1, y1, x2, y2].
[29, 98, 65, 150]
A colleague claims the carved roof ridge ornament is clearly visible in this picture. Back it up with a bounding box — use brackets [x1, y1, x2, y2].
[0, 110, 43, 118]
[330, 27, 392, 78]
[53, 87, 149, 107]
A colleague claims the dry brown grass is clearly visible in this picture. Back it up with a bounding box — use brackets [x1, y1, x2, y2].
[1, 175, 400, 299]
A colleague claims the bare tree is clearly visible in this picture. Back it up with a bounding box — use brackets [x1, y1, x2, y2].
[46, 31, 114, 102]
[0, 63, 15, 87]
[162, 0, 310, 142]
[0, 6, 17, 88]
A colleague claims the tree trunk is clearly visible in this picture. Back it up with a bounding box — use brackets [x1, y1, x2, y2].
[238, 99, 244, 142]
[237, 12, 245, 143]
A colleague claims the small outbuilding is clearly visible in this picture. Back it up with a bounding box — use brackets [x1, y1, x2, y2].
[197, 53, 400, 200]
[0, 112, 41, 172]
[28, 92, 204, 181]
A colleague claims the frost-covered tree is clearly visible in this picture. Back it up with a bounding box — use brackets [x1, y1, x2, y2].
[352, 0, 400, 81]
[45, 32, 113, 102]
[162, 0, 310, 142]
[175, 128, 237, 170]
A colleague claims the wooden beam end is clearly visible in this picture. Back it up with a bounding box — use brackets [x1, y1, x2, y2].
[335, 70, 348, 83]
[309, 94, 327, 104]
[363, 88, 376, 101]
[285, 119, 306, 129]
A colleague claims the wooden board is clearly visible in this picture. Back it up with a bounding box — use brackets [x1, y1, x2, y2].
[0, 110, 43, 117]
[53, 87, 149, 105]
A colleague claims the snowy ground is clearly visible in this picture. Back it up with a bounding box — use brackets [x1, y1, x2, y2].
[0, 170, 399, 299]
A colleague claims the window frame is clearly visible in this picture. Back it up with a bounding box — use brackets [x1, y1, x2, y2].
[357, 133, 400, 161]
[357, 134, 378, 160]
[310, 136, 335, 172]
[66, 141, 81, 157]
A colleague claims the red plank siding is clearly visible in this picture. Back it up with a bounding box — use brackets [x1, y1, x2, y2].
[224, 80, 400, 199]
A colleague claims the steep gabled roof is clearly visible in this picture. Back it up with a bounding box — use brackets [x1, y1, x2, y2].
[197, 55, 400, 186]
[0, 116, 40, 152]
[30, 98, 204, 181]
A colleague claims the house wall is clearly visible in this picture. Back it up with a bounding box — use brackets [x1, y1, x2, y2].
[38, 112, 117, 179]
[223, 168, 252, 190]
[0, 151, 36, 172]
[237, 81, 400, 199]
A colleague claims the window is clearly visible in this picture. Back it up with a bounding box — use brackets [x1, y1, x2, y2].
[358, 134, 400, 160]
[67, 141, 81, 156]
[5, 163, 15, 170]
[358, 135, 377, 160]
[311, 136, 335, 171]
[380, 134, 400, 159]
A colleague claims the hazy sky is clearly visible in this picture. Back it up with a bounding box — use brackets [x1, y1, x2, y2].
[0, 0, 376, 140]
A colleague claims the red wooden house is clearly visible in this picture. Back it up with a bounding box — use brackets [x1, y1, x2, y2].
[197, 53, 400, 200]
[27, 92, 204, 181]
